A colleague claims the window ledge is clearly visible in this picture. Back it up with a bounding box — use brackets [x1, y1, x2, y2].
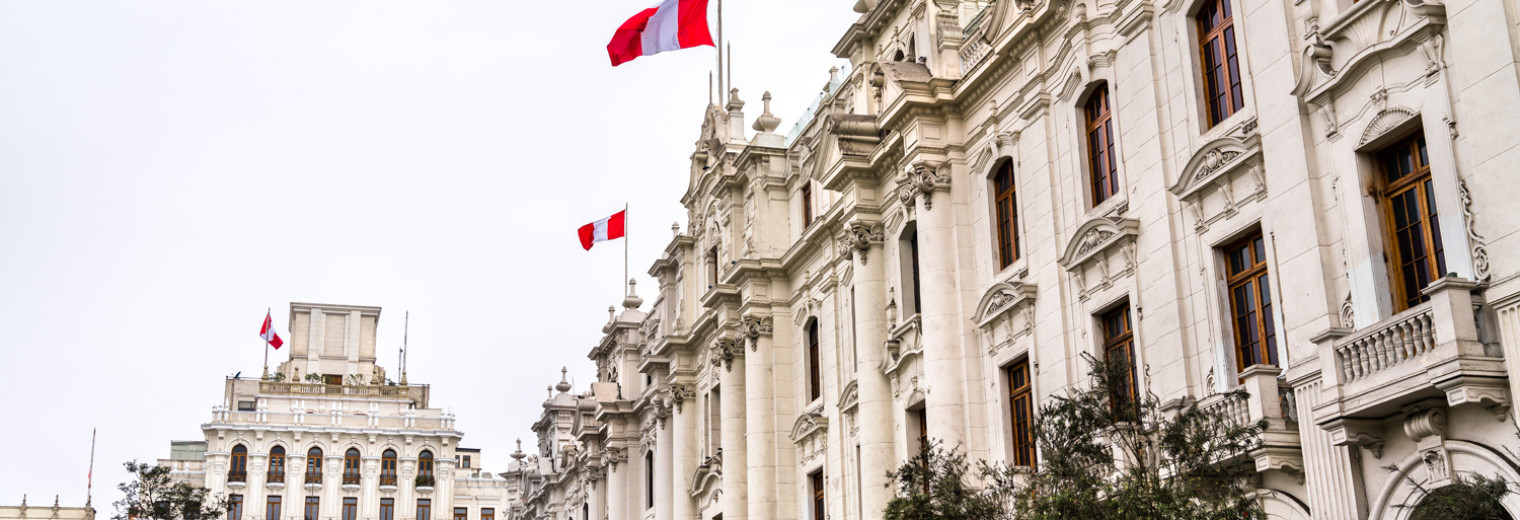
[303, 483, 322, 492]
[264, 482, 284, 490]
[379, 485, 397, 493]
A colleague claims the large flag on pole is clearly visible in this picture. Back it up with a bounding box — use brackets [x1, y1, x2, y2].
[260, 312, 284, 349]
[579, 210, 627, 251]
[608, 0, 715, 66]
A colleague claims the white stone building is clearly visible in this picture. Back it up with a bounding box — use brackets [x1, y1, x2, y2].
[0, 497, 94, 520]
[500, 0, 1520, 519]
[163, 303, 512, 520]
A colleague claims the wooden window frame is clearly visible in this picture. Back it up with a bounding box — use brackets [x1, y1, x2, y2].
[303, 497, 319, 520]
[452, 508, 467, 520]
[379, 500, 394, 520]
[1224, 231, 1278, 371]
[342, 499, 358, 520]
[1197, 0, 1244, 126]
[1085, 86, 1119, 205]
[909, 230, 923, 315]
[305, 448, 323, 484]
[809, 470, 826, 520]
[1377, 132, 1446, 312]
[1101, 305, 1138, 420]
[229, 445, 248, 483]
[343, 448, 362, 485]
[418, 451, 434, 478]
[415, 499, 431, 520]
[993, 162, 1020, 269]
[645, 450, 656, 510]
[480, 509, 493, 520]
[1008, 359, 1036, 470]
[268, 446, 285, 484]
[229, 495, 243, 520]
[380, 449, 397, 486]
[265, 496, 281, 520]
[802, 183, 814, 228]
[807, 320, 823, 402]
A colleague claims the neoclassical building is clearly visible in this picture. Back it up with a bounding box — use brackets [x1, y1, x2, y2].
[163, 303, 512, 520]
[500, 0, 1520, 519]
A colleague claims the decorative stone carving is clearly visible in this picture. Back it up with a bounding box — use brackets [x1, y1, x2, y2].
[1458, 179, 1492, 280]
[741, 316, 773, 351]
[1357, 107, 1419, 149]
[601, 446, 627, 470]
[670, 383, 695, 412]
[897, 161, 951, 210]
[837, 222, 885, 264]
[710, 338, 741, 372]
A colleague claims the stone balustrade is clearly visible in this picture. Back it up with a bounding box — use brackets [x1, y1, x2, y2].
[1334, 303, 1435, 383]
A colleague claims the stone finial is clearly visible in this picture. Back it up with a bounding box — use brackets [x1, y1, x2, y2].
[623, 279, 645, 309]
[607, 305, 616, 323]
[672, 222, 681, 238]
[556, 367, 572, 393]
[753, 92, 781, 133]
[726, 88, 745, 112]
[511, 439, 526, 461]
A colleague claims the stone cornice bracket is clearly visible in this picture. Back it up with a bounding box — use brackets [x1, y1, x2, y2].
[837, 221, 885, 264]
[709, 337, 742, 372]
[897, 161, 951, 210]
[742, 316, 774, 351]
[670, 383, 696, 413]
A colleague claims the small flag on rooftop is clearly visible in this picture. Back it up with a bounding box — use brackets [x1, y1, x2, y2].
[607, 0, 715, 66]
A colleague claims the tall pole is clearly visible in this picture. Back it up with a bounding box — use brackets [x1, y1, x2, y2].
[625, 204, 630, 297]
[716, 0, 724, 98]
[400, 311, 409, 385]
[262, 307, 271, 379]
[86, 428, 96, 508]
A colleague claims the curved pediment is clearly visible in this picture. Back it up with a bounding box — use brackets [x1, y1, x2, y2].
[1170, 135, 1263, 200]
[839, 380, 860, 412]
[1059, 217, 1140, 270]
[1358, 107, 1419, 149]
[790, 412, 829, 443]
[975, 281, 1038, 325]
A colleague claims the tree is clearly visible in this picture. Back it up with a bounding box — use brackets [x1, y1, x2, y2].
[112, 460, 228, 520]
[883, 354, 1267, 520]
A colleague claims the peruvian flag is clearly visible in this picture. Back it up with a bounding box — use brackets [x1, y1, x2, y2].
[607, 0, 714, 67]
[579, 210, 627, 250]
[260, 312, 284, 350]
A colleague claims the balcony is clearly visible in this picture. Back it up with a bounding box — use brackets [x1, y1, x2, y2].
[1313, 277, 1509, 449]
[258, 381, 429, 406]
[1192, 365, 1303, 476]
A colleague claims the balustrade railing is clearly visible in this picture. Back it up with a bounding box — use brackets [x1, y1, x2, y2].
[227, 470, 247, 483]
[1335, 303, 1435, 383]
[267, 470, 284, 484]
[1197, 391, 1251, 427]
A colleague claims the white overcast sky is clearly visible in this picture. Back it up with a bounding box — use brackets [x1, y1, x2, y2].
[0, 0, 857, 506]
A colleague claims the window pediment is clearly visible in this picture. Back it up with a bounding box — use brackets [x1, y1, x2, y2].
[1059, 216, 1139, 271]
[975, 281, 1037, 326]
[1170, 134, 1263, 201]
[790, 412, 829, 443]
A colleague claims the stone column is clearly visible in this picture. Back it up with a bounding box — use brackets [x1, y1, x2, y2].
[718, 338, 748, 520]
[656, 410, 674, 520]
[840, 221, 893, 518]
[742, 317, 776, 520]
[670, 382, 698, 520]
[607, 449, 628, 520]
[907, 162, 966, 447]
[360, 457, 378, 520]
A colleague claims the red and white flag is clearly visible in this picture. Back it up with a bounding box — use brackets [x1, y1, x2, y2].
[579, 210, 627, 250]
[260, 312, 284, 350]
[607, 0, 714, 66]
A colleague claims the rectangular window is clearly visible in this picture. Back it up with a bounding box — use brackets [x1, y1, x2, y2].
[229, 495, 244, 520]
[1102, 305, 1138, 420]
[453, 508, 466, 520]
[304, 497, 319, 520]
[645, 450, 656, 510]
[1008, 359, 1036, 470]
[342, 499, 356, 520]
[909, 230, 922, 314]
[809, 470, 826, 520]
[807, 320, 822, 402]
[1085, 85, 1119, 205]
[237, 400, 256, 412]
[994, 162, 1020, 268]
[379, 499, 393, 520]
[480, 509, 493, 520]
[915, 408, 929, 457]
[1379, 133, 1446, 311]
[460, 455, 471, 469]
[802, 183, 814, 227]
[708, 246, 720, 287]
[265, 496, 281, 520]
[1225, 231, 1278, 370]
[415, 499, 431, 520]
[1198, 0, 1244, 126]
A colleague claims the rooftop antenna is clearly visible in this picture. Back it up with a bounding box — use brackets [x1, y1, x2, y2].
[400, 311, 409, 385]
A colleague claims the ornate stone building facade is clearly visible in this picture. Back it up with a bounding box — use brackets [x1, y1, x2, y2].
[505, 0, 1520, 519]
[164, 303, 512, 520]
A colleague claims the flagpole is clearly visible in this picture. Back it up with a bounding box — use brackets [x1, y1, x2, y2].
[86, 428, 96, 508]
[262, 307, 271, 380]
[716, 0, 724, 98]
[624, 203, 630, 297]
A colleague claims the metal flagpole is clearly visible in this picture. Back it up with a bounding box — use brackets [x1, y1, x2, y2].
[262, 307, 271, 380]
[624, 204, 630, 296]
[86, 428, 96, 508]
[400, 311, 409, 385]
[716, 0, 724, 97]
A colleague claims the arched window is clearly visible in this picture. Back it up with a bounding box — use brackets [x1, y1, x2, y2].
[1197, 0, 1243, 126]
[305, 447, 323, 484]
[1085, 84, 1119, 205]
[807, 320, 822, 402]
[268, 446, 286, 483]
[343, 448, 361, 485]
[417, 450, 435, 487]
[993, 161, 1020, 268]
[228, 445, 248, 482]
[380, 449, 398, 486]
